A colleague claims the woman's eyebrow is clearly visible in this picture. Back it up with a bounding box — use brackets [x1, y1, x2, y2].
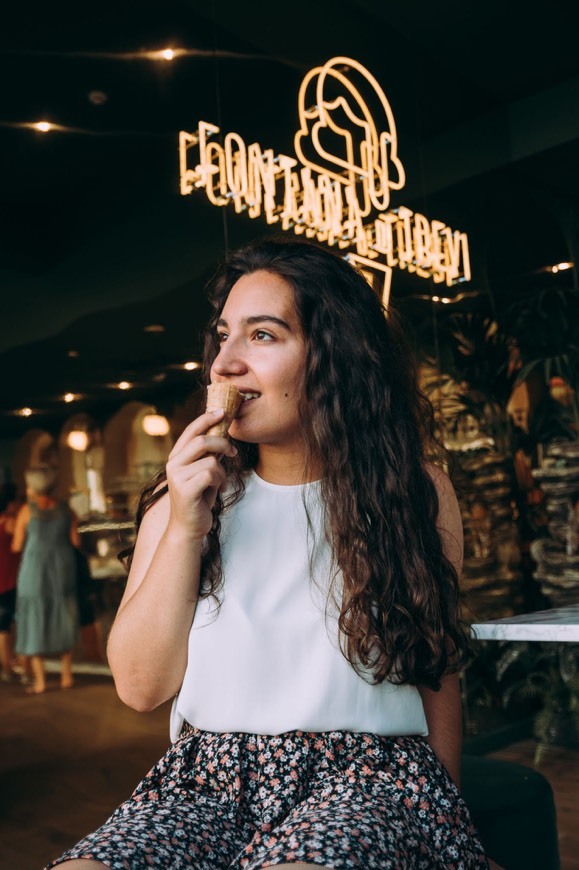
[216, 315, 292, 331]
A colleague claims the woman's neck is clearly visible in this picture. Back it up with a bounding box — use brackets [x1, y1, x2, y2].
[255, 445, 322, 486]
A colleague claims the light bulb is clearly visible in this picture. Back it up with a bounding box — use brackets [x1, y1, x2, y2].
[67, 430, 89, 451]
[142, 414, 170, 437]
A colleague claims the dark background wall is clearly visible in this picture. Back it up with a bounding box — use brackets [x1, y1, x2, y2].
[2, 0, 579, 440]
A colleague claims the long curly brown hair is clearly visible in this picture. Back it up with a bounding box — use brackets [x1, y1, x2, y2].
[127, 236, 472, 690]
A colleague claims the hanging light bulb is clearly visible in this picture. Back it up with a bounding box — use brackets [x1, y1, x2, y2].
[67, 430, 89, 451]
[142, 414, 170, 437]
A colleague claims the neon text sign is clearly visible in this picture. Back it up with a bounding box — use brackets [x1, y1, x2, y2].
[179, 57, 471, 304]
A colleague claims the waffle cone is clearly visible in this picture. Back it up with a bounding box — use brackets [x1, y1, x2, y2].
[205, 383, 242, 436]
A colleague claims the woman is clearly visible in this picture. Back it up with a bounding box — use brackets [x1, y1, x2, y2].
[13, 466, 80, 694]
[0, 483, 22, 680]
[48, 238, 488, 868]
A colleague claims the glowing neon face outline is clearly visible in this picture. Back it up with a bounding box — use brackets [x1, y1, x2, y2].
[177, 56, 472, 299]
[294, 57, 406, 212]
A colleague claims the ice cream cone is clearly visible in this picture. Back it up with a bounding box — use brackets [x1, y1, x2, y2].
[205, 383, 242, 436]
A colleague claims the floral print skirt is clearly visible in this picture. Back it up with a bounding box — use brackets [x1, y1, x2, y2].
[46, 727, 488, 869]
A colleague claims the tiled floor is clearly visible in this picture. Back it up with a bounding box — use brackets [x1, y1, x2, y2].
[0, 672, 576, 869]
[0, 673, 171, 870]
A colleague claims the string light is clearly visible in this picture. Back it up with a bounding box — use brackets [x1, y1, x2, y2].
[183, 361, 200, 370]
[35, 121, 52, 133]
[117, 381, 132, 390]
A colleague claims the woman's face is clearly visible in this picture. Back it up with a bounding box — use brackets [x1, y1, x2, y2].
[210, 269, 307, 452]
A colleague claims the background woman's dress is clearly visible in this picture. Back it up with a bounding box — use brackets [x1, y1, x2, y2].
[0, 513, 20, 601]
[15, 502, 78, 655]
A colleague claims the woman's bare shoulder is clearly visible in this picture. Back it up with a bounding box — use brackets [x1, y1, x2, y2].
[16, 502, 31, 521]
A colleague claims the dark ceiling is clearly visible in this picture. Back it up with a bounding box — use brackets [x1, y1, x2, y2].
[2, 0, 579, 436]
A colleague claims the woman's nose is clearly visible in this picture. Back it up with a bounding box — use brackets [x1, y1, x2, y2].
[211, 338, 248, 379]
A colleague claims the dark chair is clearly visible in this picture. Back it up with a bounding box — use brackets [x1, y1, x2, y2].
[461, 755, 560, 870]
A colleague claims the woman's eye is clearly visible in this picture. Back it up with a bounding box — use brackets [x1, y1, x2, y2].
[254, 329, 274, 341]
[216, 332, 228, 343]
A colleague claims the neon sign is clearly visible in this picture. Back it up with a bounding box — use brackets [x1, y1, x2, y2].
[179, 57, 471, 305]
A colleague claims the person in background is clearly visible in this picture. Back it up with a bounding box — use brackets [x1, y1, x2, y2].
[12, 466, 80, 694]
[47, 237, 490, 869]
[0, 482, 22, 680]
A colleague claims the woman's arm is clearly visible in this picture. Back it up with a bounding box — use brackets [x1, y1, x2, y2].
[106, 409, 236, 712]
[2, 500, 19, 535]
[69, 511, 81, 548]
[418, 464, 465, 788]
[11, 503, 30, 553]
[418, 672, 463, 787]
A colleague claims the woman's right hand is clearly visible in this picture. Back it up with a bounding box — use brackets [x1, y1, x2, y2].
[165, 409, 237, 540]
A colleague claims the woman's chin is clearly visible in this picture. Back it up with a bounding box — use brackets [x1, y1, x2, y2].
[229, 423, 254, 443]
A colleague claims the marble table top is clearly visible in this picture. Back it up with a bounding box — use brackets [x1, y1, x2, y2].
[471, 603, 579, 642]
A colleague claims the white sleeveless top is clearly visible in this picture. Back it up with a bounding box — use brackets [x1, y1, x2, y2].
[170, 472, 427, 741]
